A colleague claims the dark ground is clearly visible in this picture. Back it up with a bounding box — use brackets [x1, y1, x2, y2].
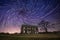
[0, 33, 60, 40]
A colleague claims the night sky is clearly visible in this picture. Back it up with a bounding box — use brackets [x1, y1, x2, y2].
[0, 0, 60, 34]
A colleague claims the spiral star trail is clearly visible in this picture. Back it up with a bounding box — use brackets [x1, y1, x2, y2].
[0, 0, 60, 34]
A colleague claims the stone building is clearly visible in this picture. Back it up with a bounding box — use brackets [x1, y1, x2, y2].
[21, 24, 38, 34]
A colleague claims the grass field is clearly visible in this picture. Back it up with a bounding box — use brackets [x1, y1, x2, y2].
[0, 34, 60, 40]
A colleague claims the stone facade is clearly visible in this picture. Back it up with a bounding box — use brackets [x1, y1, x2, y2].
[21, 25, 38, 34]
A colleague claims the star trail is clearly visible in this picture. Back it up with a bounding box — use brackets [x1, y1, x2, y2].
[0, 0, 60, 34]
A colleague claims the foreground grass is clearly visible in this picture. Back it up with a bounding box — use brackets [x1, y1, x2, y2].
[0, 34, 60, 40]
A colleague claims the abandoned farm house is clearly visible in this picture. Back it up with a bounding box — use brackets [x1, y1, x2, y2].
[21, 24, 38, 34]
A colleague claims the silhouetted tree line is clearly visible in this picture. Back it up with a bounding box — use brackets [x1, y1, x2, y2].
[0, 32, 9, 35]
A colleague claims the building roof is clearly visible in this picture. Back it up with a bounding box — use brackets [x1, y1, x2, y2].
[22, 24, 38, 27]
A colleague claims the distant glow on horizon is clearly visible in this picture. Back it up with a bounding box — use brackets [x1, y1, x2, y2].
[0, 26, 21, 34]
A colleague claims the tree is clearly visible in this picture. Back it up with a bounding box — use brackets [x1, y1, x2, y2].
[38, 20, 49, 32]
